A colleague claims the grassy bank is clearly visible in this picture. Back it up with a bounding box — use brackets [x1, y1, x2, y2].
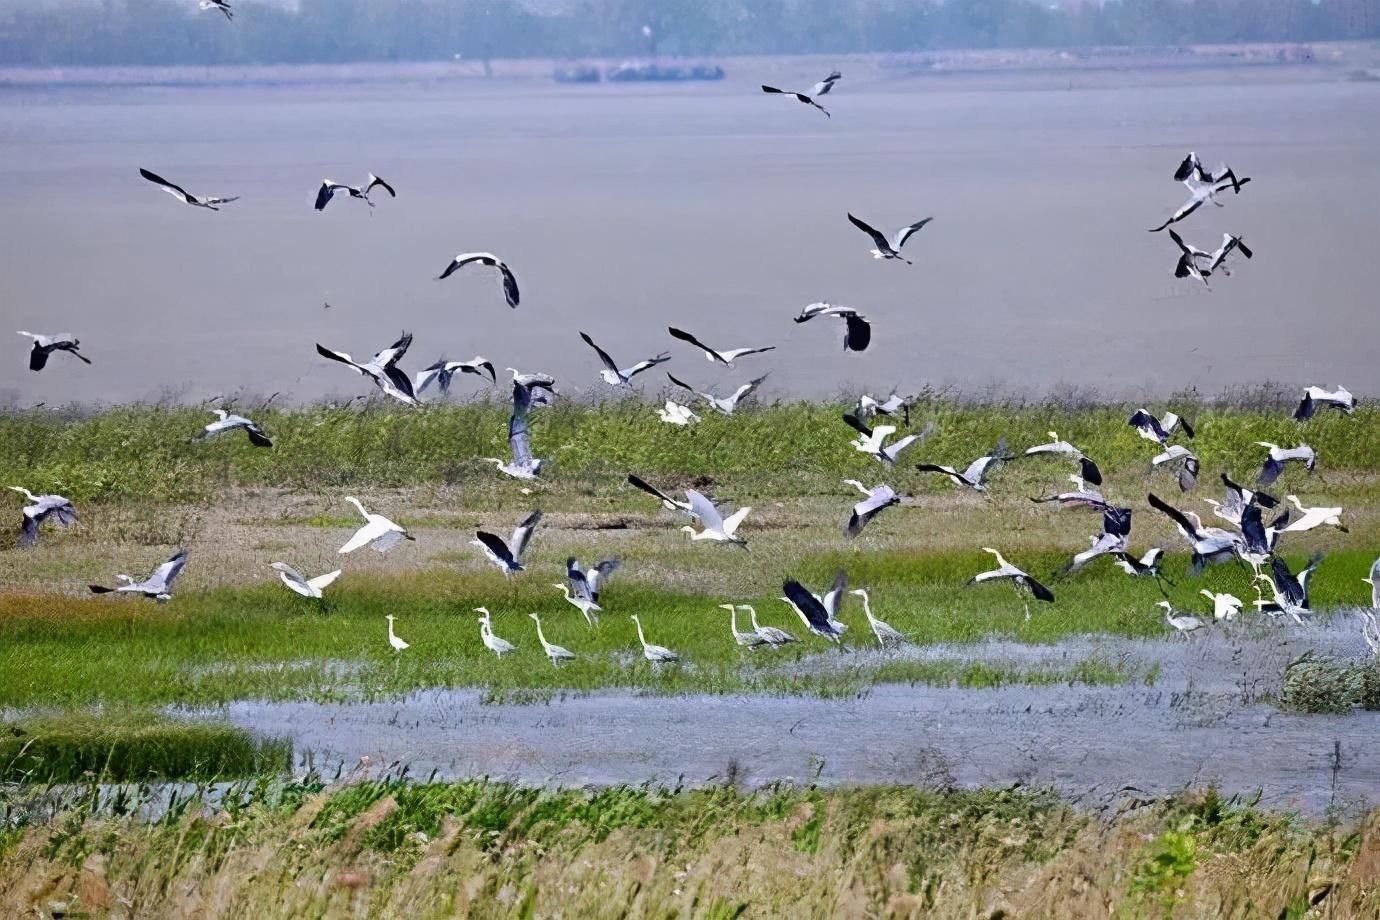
[1, 778, 1375, 918]
[3, 396, 1376, 505]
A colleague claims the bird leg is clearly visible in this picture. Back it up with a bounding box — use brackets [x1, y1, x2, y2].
[1023, 601, 1031, 623]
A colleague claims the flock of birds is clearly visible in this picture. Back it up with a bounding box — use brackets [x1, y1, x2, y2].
[10, 68, 1380, 667]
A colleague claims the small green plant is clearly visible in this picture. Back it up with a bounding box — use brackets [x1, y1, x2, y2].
[1130, 817, 1199, 911]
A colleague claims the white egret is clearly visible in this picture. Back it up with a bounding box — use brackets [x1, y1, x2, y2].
[679, 489, 750, 546]
[385, 615, 409, 651]
[1280, 496, 1346, 534]
[338, 497, 413, 555]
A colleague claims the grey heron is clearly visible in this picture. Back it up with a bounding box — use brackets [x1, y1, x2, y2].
[89, 549, 188, 602]
[471, 510, 542, 578]
[1294, 386, 1354, 420]
[484, 376, 554, 479]
[1255, 553, 1323, 625]
[847, 213, 933, 264]
[568, 557, 620, 604]
[1022, 431, 1102, 486]
[436, 252, 520, 309]
[579, 332, 671, 387]
[794, 303, 871, 352]
[1159, 601, 1207, 637]
[626, 474, 696, 516]
[1149, 169, 1250, 233]
[316, 331, 418, 406]
[199, 0, 232, 19]
[743, 605, 797, 647]
[9, 486, 76, 547]
[1151, 445, 1200, 492]
[915, 439, 1012, 492]
[629, 614, 680, 663]
[667, 326, 775, 368]
[338, 497, 413, 554]
[1256, 442, 1316, 486]
[475, 608, 517, 657]
[314, 173, 395, 210]
[850, 588, 905, 647]
[198, 409, 272, 447]
[529, 613, 576, 664]
[760, 72, 840, 117]
[1128, 408, 1194, 447]
[843, 479, 900, 537]
[1147, 493, 1244, 575]
[780, 579, 844, 642]
[414, 357, 495, 395]
[1364, 556, 1380, 610]
[139, 168, 238, 210]
[1063, 506, 1133, 575]
[844, 412, 934, 465]
[1113, 547, 1165, 580]
[270, 562, 341, 599]
[17, 331, 91, 372]
[968, 547, 1055, 620]
[721, 603, 768, 648]
[667, 371, 768, 416]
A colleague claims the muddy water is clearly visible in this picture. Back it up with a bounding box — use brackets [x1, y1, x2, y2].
[221, 620, 1380, 816]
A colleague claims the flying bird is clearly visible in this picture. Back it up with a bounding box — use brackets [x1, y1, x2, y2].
[626, 473, 696, 516]
[1167, 229, 1211, 287]
[854, 393, 910, 426]
[579, 332, 671, 386]
[316, 331, 418, 406]
[679, 489, 751, 547]
[139, 168, 238, 210]
[667, 326, 775, 367]
[1256, 442, 1317, 486]
[1149, 170, 1251, 233]
[471, 510, 542, 578]
[1202, 472, 1278, 528]
[338, 496, 413, 554]
[436, 252, 520, 309]
[1200, 233, 1253, 277]
[9, 486, 76, 547]
[1021, 431, 1102, 486]
[1113, 547, 1165, 580]
[17, 331, 91, 372]
[844, 413, 934, 466]
[759, 72, 840, 117]
[314, 173, 395, 211]
[1128, 408, 1194, 447]
[199, 0, 232, 19]
[198, 409, 272, 447]
[794, 303, 871, 352]
[1030, 475, 1113, 513]
[843, 479, 900, 537]
[667, 372, 768, 416]
[568, 557, 620, 604]
[629, 614, 680, 663]
[657, 400, 700, 426]
[414, 356, 496, 395]
[1147, 493, 1244, 575]
[483, 376, 555, 479]
[915, 439, 1012, 492]
[553, 561, 603, 627]
[1256, 553, 1323, 624]
[270, 562, 341, 599]
[1151, 445, 1200, 492]
[1200, 589, 1244, 621]
[847, 213, 933, 264]
[1063, 507, 1133, 575]
[89, 549, 188, 602]
[968, 547, 1055, 620]
[1293, 386, 1354, 421]
[780, 578, 844, 641]
[1280, 495, 1346, 534]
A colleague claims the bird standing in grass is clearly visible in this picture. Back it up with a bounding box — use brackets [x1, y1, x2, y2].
[851, 588, 905, 648]
[529, 613, 575, 665]
[744, 605, 796, 647]
[476, 608, 517, 657]
[386, 615, 409, 651]
[721, 603, 768, 648]
[1159, 601, 1207, 637]
[630, 615, 680, 663]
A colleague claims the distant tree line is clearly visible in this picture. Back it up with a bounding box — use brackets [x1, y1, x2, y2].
[0, 0, 1375, 67]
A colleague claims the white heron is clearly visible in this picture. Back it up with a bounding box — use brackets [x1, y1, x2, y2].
[679, 489, 751, 547]
[743, 605, 796, 647]
[1151, 445, 1200, 492]
[338, 497, 413, 554]
[626, 474, 696, 516]
[629, 614, 680, 663]
[667, 372, 769, 416]
[1159, 601, 1207, 637]
[270, 562, 341, 599]
[968, 548, 1055, 621]
[667, 326, 775, 368]
[794, 303, 871, 352]
[843, 479, 900, 538]
[721, 603, 768, 648]
[385, 615, 409, 651]
[844, 413, 935, 466]
[199, 0, 232, 19]
[471, 510, 542, 578]
[579, 332, 671, 386]
[483, 377, 554, 479]
[89, 549, 188, 602]
[17, 331, 91, 372]
[657, 400, 700, 426]
[915, 439, 1012, 492]
[759, 71, 840, 116]
[850, 588, 905, 648]
[436, 252, 520, 309]
[1199, 590, 1243, 621]
[198, 409, 272, 447]
[475, 608, 517, 657]
[1280, 495, 1346, 534]
[780, 579, 844, 641]
[529, 613, 575, 665]
[1256, 442, 1317, 486]
[1128, 408, 1194, 447]
[1022, 431, 1102, 486]
[1294, 386, 1354, 421]
[316, 331, 418, 406]
[414, 357, 496, 395]
[139, 168, 238, 210]
[1364, 556, 1380, 609]
[314, 174, 395, 210]
[9, 486, 76, 547]
[847, 213, 933, 263]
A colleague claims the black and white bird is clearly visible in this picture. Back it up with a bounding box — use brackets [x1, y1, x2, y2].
[760, 71, 840, 117]
[915, 439, 1012, 493]
[1022, 431, 1102, 486]
[9, 486, 76, 547]
[471, 510, 542, 578]
[667, 327, 775, 368]
[1256, 553, 1323, 624]
[780, 578, 844, 641]
[1293, 386, 1354, 421]
[854, 393, 910, 427]
[1202, 472, 1278, 528]
[483, 375, 555, 480]
[1199, 233, 1253, 277]
[1256, 441, 1317, 486]
[338, 497, 413, 554]
[1030, 475, 1113, 513]
[579, 332, 671, 387]
[1172, 151, 1234, 185]
[626, 473, 696, 517]
[667, 372, 768, 416]
[794, 303, 871, 352]
[1167, 229, 1211, 288]
[567, 557, 620, 605]
[17, 331, 91, 372]
[1149, 169, 1251, 233]
[1147, 493, 1244, 575]
[436, 252, 520, 309]
[1151, 445, 1200, 492]
[316, 331, 418, 406]
[847, 213, 933, 264]
[554, 560, 603, 626]
[1113, 547, 1165, 580]
[968, 547, 1055, 620]
[1128, 408, 1194, 447]
[270, 562, 341, 599]
[198, 409, 272, 447]
[844, 413, 934, 466]
[414, 356, 496, 395]
[680, 489, 751, 546]
[1238, 502, 1290, 570]
[1063, 506, 1133, 574]
[842, 479, 900, 537]
[199, 0, 232, 19]
[89, 549, 188, 602]
[139, 168, 238, 210]
[314, 174, 395, 211]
